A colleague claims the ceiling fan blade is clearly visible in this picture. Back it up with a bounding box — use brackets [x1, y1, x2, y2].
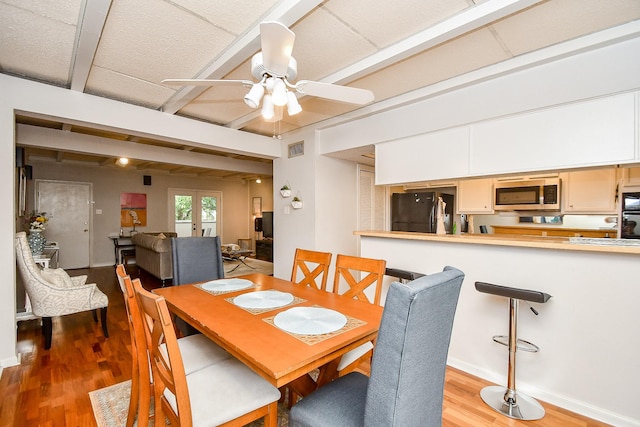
[161, 79, 253, 87]
[295, 81, 375, 105]
[260, 21, 295, 77]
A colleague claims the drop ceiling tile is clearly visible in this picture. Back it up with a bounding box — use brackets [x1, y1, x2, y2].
[241, 117, 299, 136]
[323, 0, 470, 48]
[170, 0, 280, 34]
[178, 89, 251, 124]
[92, 0, 236, 85]
[0, 2, 78, 85]
[290, 7, 378, 82]
[2, 0, 82, 24]
[352, 27, 510, 101]
[492, 0, 640, 56]
[86, 66, 176, 109]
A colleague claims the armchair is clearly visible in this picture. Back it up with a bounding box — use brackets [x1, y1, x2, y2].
[15, 232, 109, 350]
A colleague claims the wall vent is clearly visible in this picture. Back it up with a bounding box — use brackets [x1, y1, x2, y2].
[288, 141, 304, 158]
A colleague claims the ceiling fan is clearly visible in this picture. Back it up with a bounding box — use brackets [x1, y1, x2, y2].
[162, 21, 375, 122]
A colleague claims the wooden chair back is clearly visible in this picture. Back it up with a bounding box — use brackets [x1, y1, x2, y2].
[291, 248, 333, 291]
[135, 278, 191, 426]
[332, 254, 387, 305]
[115, 265, 153, 427]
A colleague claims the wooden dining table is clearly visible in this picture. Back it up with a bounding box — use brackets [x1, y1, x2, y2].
[153, 273, 383, 397]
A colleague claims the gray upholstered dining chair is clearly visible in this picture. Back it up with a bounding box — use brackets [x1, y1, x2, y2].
[14, 231, 109, 350]
[171, 236, 225, 336]
[290, 266, 465, 427]
[171, 235, 224, 285]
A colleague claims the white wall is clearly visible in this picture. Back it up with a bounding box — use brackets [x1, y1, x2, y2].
[0, 104, 17, 368]
[360, 236, 640, 427]
[272, 131, 318, 279]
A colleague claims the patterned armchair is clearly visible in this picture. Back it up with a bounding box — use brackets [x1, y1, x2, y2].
[15, 232, 109, 349]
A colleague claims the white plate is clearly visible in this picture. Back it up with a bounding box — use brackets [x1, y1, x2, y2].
[233, 290, 294, 309]
[274, 307, 347, 335]
[201, 278, 253, 292]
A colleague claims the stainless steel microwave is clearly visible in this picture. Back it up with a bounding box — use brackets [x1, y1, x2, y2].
[494, 178, 561, 211]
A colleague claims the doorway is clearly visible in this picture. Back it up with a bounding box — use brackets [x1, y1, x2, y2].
[168, 189, 222, 238]
[35, 180, 92, 268]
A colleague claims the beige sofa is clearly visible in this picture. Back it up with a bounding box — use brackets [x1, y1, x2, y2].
[131, 232, 177, 284]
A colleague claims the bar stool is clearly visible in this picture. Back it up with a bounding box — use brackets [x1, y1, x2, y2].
[475, 281, 552, 420]
[384, 267, 425, 284]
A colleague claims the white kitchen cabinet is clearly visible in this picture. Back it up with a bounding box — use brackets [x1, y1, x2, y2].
[470, 94, 636, 176]
[562, 169, 618, 214]
[457, 178, 494, 213]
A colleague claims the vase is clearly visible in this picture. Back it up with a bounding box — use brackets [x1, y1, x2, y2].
[28, 230, 46, 256]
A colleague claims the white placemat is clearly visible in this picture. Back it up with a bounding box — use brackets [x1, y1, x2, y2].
[201, 278, 253, 292]
[274, 307, 347, 335]
[233, 290, 294, 309]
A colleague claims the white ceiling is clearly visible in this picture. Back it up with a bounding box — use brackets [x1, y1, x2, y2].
[2, 0, 639, 178]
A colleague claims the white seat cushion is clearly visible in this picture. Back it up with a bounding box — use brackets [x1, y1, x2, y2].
[338, 341, 374, 371]
[163, 358, 280, 426]
[178, 334, 231, 374]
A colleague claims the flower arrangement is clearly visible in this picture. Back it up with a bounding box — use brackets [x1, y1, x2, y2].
[129, 210, 142, 231]
[25, 211, 49, 231]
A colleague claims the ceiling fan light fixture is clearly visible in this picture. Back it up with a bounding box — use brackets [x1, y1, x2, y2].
[287, 91, 302, 116]
[244, 83, 264, 108]
[271, 78, 288, 106]
[261, 94, 275, 120]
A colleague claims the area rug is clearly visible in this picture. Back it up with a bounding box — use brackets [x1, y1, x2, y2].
[224, 258, 274, 278]
[89, 380, 133, 427]
[90, 380, 289, 426]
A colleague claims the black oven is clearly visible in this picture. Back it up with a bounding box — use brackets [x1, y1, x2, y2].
[622, 193, 640, 239]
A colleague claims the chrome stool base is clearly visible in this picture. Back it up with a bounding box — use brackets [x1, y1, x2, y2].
[480, 385, 545, 420]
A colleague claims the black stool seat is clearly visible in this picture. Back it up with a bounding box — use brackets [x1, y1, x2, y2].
[385, 268, 425, 283]
[475, 282, 551, 304]
[474, 281, 552, 421]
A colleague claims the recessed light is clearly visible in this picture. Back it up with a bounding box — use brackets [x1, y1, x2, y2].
[117, 157, 129, 166]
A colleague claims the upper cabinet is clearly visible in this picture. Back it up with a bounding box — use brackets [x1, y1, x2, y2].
[622, 167, 640, 187]
[457, 178, 494, 214]
[561, 169, 618, 214]
[471, 94, 636, 177]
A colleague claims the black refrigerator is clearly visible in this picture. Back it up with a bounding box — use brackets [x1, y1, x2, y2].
[391, 192, 454, 233]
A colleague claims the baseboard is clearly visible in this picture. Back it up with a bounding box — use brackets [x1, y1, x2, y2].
[0, 354, 20, 370]
[447, 358, 639, 427]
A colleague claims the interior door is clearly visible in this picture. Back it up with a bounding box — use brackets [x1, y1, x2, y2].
[36, 180, 92, 269]
[169, 189, 222, 238]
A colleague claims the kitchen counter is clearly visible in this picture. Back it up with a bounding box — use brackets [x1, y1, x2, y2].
[357, 230, 640, 426]
[354, 230, 640, 255]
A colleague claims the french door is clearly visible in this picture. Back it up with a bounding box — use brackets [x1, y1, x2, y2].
[168, 189, 222, 238]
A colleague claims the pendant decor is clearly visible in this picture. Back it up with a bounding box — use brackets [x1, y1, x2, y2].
[28, 230, 46, 256]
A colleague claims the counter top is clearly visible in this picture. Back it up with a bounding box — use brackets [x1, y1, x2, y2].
[354, 230, 640, 255]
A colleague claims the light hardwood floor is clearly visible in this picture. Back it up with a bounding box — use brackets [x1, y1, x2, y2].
[0, 266, 610, 426]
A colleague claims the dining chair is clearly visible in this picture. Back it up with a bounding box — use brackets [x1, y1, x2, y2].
[115, 265, 231, 427]
[331, 254, 387, 377]
[134, 277, 281, 426]
[15, 231, 109, 350]
[290, 266, 465, 427]
[290, 248, 332, 291]
[171, 236, 224, 285]
[171, 235, 225, 335]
